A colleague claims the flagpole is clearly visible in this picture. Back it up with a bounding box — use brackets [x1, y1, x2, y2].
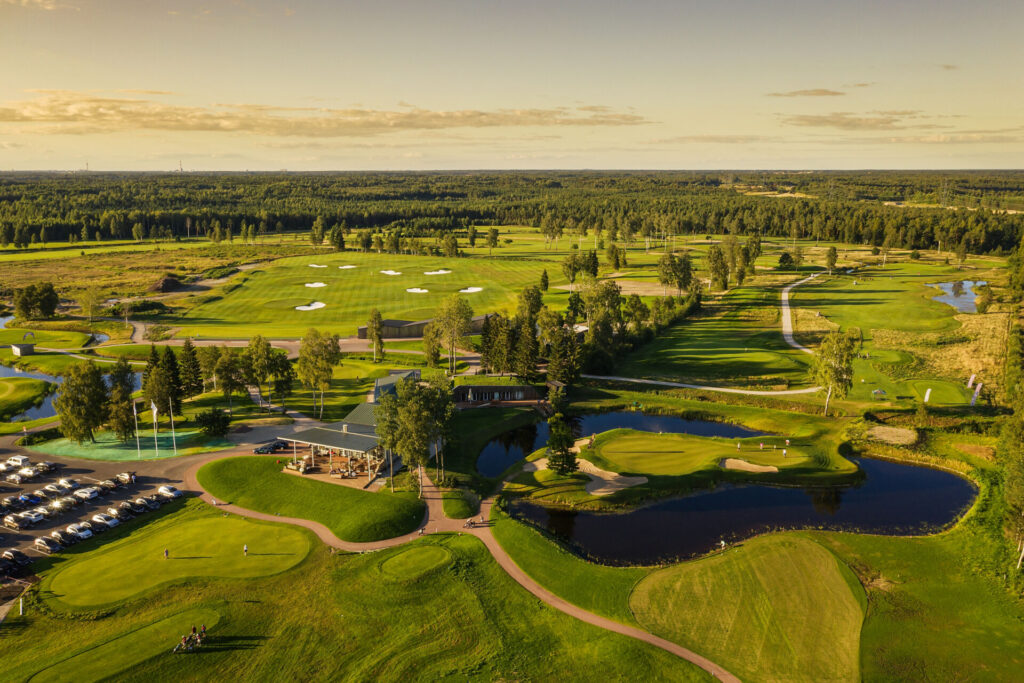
[168, 399, 177, 456]
[151, 401, 159, 459]
[132, 400, 141, 460]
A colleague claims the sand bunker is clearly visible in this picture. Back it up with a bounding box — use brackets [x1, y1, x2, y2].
[406, 287, 429, 294]
[380, 269, 402, 276]
[425, 269, 452, 275]
[459, 286, 483, 293]
[295, 301, 326, 311]
[305, 282, 326, 288]
[721, 458, 779, 473]
[524, 449, 648, 497]
[308, 264, 327, 268]
[338, 265, 357, 270]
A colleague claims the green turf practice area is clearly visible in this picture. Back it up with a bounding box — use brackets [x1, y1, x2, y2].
[197, 456, 426, 543]
[26, 428, 232, 461]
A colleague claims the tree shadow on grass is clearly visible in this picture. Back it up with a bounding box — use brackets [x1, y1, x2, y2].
[192, 635, 269, 652]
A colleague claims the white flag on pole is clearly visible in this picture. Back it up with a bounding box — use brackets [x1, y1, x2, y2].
[150, 401, 158, 420]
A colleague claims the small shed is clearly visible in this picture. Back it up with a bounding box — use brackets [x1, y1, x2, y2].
[11, 343, 34, 357]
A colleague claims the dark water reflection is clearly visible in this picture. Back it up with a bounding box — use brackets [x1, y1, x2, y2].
[931, 280, 986, 313]
[475, 411, 764, 477]
[510, 457, 976, 565]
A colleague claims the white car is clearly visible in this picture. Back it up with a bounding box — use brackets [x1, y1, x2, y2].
[43, 484, 64, 497]
[73, 487, 100, 501]
[91, 513, 119, 529]
[57, 478, 80, 491]
[6, 455, 30, 469]
[157, 485, 183, 499]
[20, 510, 44, 525]
[66, 523, 93, 540]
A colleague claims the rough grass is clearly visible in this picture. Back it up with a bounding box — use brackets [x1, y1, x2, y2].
[4, 513, 709, 681]
[197, 456, 426, 543]
[631, 534, 865, 683]
[42, 504, 311, 608]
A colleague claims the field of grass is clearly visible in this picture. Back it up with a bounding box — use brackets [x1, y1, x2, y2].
[0, 237, 215, 262]
[4, 503, 707, 681]
[197, 456, 426, 543]
[631, 534, 865, 683]
[43, 506, 312, 608]
[0, 376, 51, 420]
[0, 348, 90, 375]
[0, 326, 92, 349]
[287, 358, 386, 420]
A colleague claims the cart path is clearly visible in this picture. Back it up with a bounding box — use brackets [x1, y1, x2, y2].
[780, 273, 820, 355]
[180, 455, 739, 681]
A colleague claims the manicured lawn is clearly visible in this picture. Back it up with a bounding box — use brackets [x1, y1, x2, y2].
[286, 358, 386, 421]
[0, 326, 92, 349]
[5, 515, 709, 681]
[0, 376, 52, 420]
[27, 428, 231, 461]
[197, 456, 426, 543]
[44, 506, 311, 608]
[0, 348, 89, 375]
[630, 534, 865, 683]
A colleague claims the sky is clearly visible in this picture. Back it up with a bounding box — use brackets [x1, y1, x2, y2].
[0, 0, 1021, 170]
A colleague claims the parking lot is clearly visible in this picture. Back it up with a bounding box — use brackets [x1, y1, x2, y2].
[0, 453, 188, 578]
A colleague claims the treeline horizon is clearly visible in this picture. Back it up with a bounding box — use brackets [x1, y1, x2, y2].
[1, 171, 1023, 255]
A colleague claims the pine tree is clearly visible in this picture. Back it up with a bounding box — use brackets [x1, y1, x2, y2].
[160, 346, 183, 414]
[143, 344, 160, 393]
[367, 309, 384, 362]
[540, 269, 549, 291]
[179, 338, 203, 398]
[546, 413, 577, 475]
[513, 317, 539, 380]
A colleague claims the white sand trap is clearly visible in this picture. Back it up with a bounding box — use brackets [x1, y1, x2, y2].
[524, 446, 648, 497]
[380, 269, 402, 276]
[338, 265, 357, 270]
[721, 458, 778, 473]
[295, 301, 326, 311]
[425, 269, 452, 275]
[459, 286, 483, 293]
[308, 264, 327, 268]
[305, 282, 327, 288]
[406, 287, 429, 294]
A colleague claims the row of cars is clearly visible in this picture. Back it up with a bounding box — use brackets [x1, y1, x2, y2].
[2, 472, 135, 531]
[1, 456, 60, 486]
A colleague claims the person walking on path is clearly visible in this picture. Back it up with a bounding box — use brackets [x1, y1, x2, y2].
[243, 544, 248, 557]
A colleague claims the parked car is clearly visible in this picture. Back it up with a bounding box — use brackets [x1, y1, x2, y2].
[73, 487, 100, 501]
[92, 513, 119, 529]
[157, 485, 183, 499]
[42, 484, 64, 498]
[2, 496, 25, 511]
[0, 557, 15, 576]
[59, 495, 80, 508]
[95, 481, 116, 495]
[3, 514, 28, 530]
[78, 520, 96, 535]
[253, 444, 275, 454]
[32, 505, 55, 520]
[2, 549, 31, 567]
[121, 500, 144, 515]
[57, 478, 81, 490]
[5, 473, 25, 485]
[0, 462, 12, 474]
[139, 496, 161, 510]
[19, 510, 45, 525]
[35, 461, 58, 473]
[6, 456, 30, 469]
[34, 536, 61, 554]
[108, 506, 131, 521]
[115, 471, 135, 485]
[66, 523, 93, 541]
[19, 493, 42, 507]
[18, 467, 38, 480]
[50, 529, 75, 546]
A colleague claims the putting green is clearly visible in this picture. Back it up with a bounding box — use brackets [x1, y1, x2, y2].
[26, 428, 232, 461]
[631, 534, 864, 682]
[586, 429, 813, 476]
[380, 545, 451, 580]
[30, 607, 221, 682]
[46, 514, 311, 607]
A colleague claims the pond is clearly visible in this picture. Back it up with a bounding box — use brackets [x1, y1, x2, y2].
[475, 411, 765, 477]
[931, 280, 986, 313]
[509, 456, 976, 566]
[0, 363, 142, 422]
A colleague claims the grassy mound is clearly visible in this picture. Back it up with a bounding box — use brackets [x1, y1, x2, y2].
[44, 507, 311, 608]
[197, 456, 426, 543]
[380, 545, 451, 580]
[630, 534, 864, 682]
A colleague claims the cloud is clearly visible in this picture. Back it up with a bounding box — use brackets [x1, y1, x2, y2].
[116, 89, 177, 96]
[652, 135, 775, 144]
[882, 133, 1021, 145]
[0, 91, 651, 137]
[780, 110, 935, 131]
[2, 0, 60, 8]
[940, 64, 959, 70]
[767, 88, 845, 97]
[0, 141, 26, 149]
[847, 82, 874, 88]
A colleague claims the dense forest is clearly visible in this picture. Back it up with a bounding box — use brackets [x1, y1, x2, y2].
[1, 171, 1022, 255]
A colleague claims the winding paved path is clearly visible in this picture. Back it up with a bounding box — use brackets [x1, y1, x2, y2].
[780, 273, 820, 355]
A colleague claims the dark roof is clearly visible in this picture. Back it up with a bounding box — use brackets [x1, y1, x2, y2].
[344, 402, 378, 426]
[280, 421, 378, 453]
[374, 369, 419, 392]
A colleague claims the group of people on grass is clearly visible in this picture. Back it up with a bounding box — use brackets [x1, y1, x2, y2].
[173, 624, 208, 654]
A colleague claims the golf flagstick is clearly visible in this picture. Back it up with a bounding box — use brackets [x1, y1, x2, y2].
[132, 399, 141, 460]
[151, 400, 159, 458]
[168, 399, 177, 455]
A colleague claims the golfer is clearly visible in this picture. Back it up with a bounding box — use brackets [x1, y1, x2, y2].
[164, 548, 169, 560]
[243, 544, 248, 557]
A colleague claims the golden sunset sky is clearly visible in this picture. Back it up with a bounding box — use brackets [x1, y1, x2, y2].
[1, 0, 1021, 169]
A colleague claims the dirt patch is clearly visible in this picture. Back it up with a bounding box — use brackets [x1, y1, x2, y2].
[954, 443, 995, 461]
[556, 279, 668, 297]
[866, 425, 918, 445]
[721, 458, 779, 473]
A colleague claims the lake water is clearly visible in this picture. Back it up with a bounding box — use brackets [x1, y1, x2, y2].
[0, 362, 141, 422]
[509, 456, 976, 565]
[475, 410, 765, 477]
[931, 280, 986, 313]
